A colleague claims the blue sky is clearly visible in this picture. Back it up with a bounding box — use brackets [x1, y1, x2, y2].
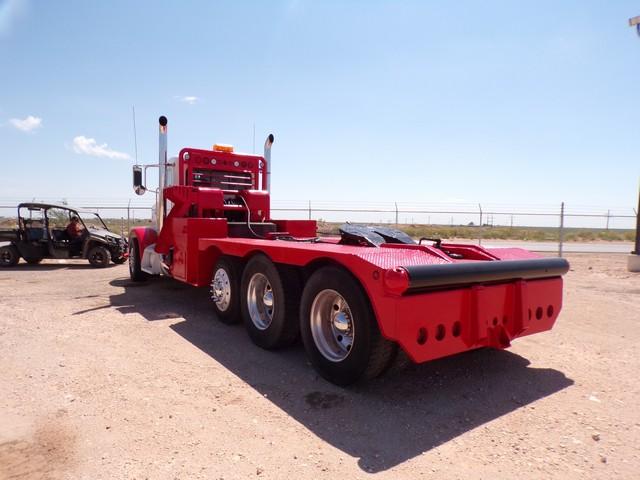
[1, 0, 639, 215]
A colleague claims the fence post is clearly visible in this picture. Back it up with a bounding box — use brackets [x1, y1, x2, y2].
[559, 202, 565, 257]
[478, 203, 483, 245]
[394, 202, 398, 226]
[308, 200, 311, 220]
[127, 198, 131, 234]
[634, 182, 640, 254]
[606, 209, 610, 230]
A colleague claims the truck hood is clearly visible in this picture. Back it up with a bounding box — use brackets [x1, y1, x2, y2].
[88, 228, 124, 241]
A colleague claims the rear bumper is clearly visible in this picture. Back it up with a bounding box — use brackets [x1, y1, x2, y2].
[392, 276, 564, 364]
[403, 258, 569, 291]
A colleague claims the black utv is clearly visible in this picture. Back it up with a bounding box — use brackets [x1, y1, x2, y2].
[0, 203, 127, 268]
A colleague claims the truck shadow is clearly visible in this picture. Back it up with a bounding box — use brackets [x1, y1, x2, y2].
[108, 276, 573, 473]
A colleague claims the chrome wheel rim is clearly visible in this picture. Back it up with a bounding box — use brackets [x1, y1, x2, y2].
[247, 272, 274, 330]
[211, 267, 232, 312]
[310, 289, 354, 362]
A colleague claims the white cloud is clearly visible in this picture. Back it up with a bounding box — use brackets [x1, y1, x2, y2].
[176, 95, 199, 105]
[72, 136, 130, 160]
[9, 115, 42, 132]
[0, 0, 28, 36]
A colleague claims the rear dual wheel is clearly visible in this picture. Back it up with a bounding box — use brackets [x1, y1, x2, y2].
[240, 255, 300, 349]
[210, 254, 397, 386]
[210, 256, 241, 324]
[210, 254, 300, 348]
[300, 267, 397, 386]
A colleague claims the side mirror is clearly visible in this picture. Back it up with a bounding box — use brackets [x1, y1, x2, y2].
[133, 165, 146, 195]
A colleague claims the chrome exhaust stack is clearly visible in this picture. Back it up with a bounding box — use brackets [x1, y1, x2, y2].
[157, 116, 168, 231]
[264, 134, 274, 192]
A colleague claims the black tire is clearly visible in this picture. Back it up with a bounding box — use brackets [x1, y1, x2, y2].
[23, 255, 43, 265]
[87, 245, 111, 268]
[300, 266, 397, 386]
[240, 254, 301, 349]
[210, 256, 242, 324]
[129, 239, 148, 281]
[0, 245, 20, 267]
[112, 256, 127, 265]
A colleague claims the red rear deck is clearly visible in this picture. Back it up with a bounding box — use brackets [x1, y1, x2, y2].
[185, 228, 564, 364]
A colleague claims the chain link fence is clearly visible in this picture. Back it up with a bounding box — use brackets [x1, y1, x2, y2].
[1, 198, 636, 255]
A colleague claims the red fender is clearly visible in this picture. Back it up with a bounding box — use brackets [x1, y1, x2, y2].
[129, 227, 158, 253]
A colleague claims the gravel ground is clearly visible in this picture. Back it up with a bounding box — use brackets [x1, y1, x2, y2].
[0, 254, 639, 479]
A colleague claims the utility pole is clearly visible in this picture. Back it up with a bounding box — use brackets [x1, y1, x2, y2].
[559, 202, 565, 258]
[628, 16, 640, 271]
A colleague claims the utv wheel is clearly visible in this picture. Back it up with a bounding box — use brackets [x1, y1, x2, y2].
[240, 255, 300, 349]
[88, 245, 111, 268]
[129, 239, 148, 281]
[210, 256, 241, 324]
[0, 245, 20, 267]
[23, 254, 43, 264]
[112, 256, 127, 265]
[300, 266, 397, 386]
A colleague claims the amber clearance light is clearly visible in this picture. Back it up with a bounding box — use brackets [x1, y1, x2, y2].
[213, 143, 234, 153]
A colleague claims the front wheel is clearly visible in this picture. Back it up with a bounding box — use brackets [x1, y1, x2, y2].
[112, 256, 127, 265]
[87, 245, 111, 268]
[128, 239, 148, 281]
[210, 256, 242, 324]
[300, 266, 397, 386]
[0, 245, 20, 267]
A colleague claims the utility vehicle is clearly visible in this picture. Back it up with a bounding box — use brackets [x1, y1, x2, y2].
[0, 203, 127, 268]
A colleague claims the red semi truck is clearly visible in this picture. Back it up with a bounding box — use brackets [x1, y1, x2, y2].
[128, 116, 569, 385]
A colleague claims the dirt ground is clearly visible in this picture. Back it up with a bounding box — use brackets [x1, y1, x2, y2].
[0, 254, 639, 480]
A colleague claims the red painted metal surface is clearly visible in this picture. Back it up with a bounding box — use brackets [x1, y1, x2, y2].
[193, 237, 564, 362]
[393, 277, 563, 363]
[130, 226, 157, 253]
[177, 148, 266, 190]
